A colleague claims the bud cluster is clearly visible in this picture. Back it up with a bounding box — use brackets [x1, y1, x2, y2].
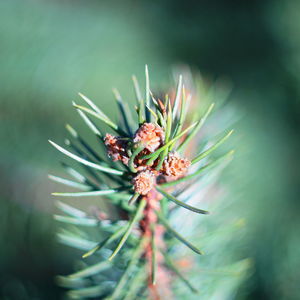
[104, 122, 191, 195]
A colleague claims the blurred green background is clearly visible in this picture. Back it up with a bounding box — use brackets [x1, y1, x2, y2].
[0, 0, 299, 299]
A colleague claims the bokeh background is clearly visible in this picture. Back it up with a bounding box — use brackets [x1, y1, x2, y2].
[0, 0, 299, 299]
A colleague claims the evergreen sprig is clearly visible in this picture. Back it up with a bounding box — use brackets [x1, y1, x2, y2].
[50, 66, 248, 299]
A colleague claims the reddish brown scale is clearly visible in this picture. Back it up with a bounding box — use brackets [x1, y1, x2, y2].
[157, 99, 166, 115]
[133, 148, 152, 171]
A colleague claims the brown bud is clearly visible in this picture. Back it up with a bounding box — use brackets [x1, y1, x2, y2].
[162, 152, 191, 177]
[132, 170, 155, 195]
[133, 123, 164, 152]
[104, 134, 129, 165]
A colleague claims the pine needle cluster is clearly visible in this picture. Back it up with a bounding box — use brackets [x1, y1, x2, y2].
[49, 66, 249, 299]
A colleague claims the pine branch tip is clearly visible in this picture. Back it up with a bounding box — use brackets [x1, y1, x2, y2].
[49, 68, 240, 298]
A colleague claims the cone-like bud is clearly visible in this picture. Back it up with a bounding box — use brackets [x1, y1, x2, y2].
[132, 170, 156, 195]
[162, 152, 191, 177]
[133, 123, 164, 152]
[104, 134, 129, 165]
